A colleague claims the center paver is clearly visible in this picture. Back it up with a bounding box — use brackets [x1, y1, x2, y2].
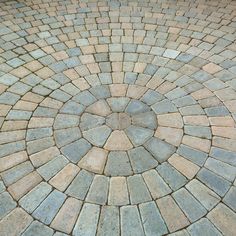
[0, 0, 236, 236]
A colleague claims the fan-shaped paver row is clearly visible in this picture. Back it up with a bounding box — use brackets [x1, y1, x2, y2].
[0, 0, 236, 235]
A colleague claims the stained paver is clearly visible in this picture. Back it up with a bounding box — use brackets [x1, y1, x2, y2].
[0, 0, 236, 235]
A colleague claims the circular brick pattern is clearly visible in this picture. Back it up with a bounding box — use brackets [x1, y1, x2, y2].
[0, 0, 236, 235]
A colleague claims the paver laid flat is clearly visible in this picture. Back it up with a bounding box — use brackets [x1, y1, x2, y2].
[0, 0, 236, 235]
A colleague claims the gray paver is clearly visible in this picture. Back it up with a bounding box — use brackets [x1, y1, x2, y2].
[144, 137, 176, 163]
[32, 189, 66, 224]
[187, 218, 222, 236]
[127, 174, 152, 204]
[22, 221, 54, 236]
[157, 162, 187, 191]
[128, 147, 158, 173]
[73, 203, 100, 236]
[66, 170, 94, 200]
[97, 206, 120, 236]
[121, 205, 145, 236]
[139, 201, 168, 236]
[172, 188, 207, 223]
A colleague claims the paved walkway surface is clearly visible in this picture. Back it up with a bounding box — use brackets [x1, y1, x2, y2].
[0, 0, 236, 235]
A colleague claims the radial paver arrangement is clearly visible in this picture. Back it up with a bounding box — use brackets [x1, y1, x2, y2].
[0, 0, 236, 235]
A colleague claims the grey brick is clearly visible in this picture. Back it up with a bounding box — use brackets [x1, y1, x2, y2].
[121, 205, 145, 236]
[139, 201, 168, 236]
[157, 162, 187, 191]
[97, 206, 119, 236]
[33, 190, 66, 224]
[19, 182, 52, 213]
[197, 168, 231, 197]
[0, 192, 17, 219]
[127, 175, 152, 204]
[66, 170, 94, 200]
[173, 188, 207, 222]
[187, 218, 222, 236]
[73, 203, 100, 236]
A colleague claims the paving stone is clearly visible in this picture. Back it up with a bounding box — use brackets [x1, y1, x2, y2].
[7, 171, 42, 200]
[51, 197, 82, 234]
[83, 125, 111, 147]
[120, 205, 145, 236]
[0, 92, 20, 105]
[89, 85, 110, 99]
[0, 192, 17, 219]
[104, 130, 133, 151]
[184, 125, 212, 139]
[73, 203, 100, 236]
[107, 97, 130, 112]
[168, 154, 200, 179]
[108, 177, 129, 205]
[210, 147, 236, 166]
[80, 113, 105, 131]
[151, 99, 178, 114]
[125, 99, 150, 114]
[79, 147, 108, 174]
[106, 113, 131, 130]
[187, 218, 222, 236]
[223, 186, 236, 211]
[157, 162, 187, 191]
[131, 111, 157, 129]
[142, 169, 171, 198]
[27, 137, 54, 154]
[54, 114, 79, 130]
[6, 110, 32, 120]
[61, 139, 91, 163]
[66, 169, 94, 200]
[22, 221, 54, 236]
[60, 101, 85, 115]
[73, 90, 97, 106]
[139, 201, 168, 236]
[177, 144, 208, 166]
[49, 163, 79, 191]
[29, 147, 60, 168]
[156, 196, 190, 232]
[37, 155, 69, 181]
[126, 126, 153, 146]
[19, 182, 52, 213]
[97, 206, 120, 236]
[204, 158, 236, 182]
[128, 147, 158, 173]
[197, 168, 231, 197]
[86, 100, 111, 116]
[207, 203, 236, 236]
[54, 127, 81, 148]
[127, 174, 152, 204]
[168, 229, 190, 236]
[104, 151, 133, 176]
[173, 188, 207, 223]
[86, 175, 109, 205]
[144, 137, 176, 162]
[1, 161, 34, 186]
[141, 89, 163, 105]
[0, 208, 33, 236]
[205, 106, 230, 117]
[33, 189, 66, 225]
[26, 128, 53, 141]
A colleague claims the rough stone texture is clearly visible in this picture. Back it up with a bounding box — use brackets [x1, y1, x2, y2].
[0, 0, 236, 234]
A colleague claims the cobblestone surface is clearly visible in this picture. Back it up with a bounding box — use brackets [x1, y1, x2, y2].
[0, 0, 236, 235]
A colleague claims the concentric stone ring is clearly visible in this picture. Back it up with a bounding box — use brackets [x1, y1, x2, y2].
[0, 0, 236, 235]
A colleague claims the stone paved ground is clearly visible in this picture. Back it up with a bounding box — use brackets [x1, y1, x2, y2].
[0, 0, 236, 235]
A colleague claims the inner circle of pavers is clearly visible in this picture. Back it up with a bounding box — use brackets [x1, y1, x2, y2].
[39, 84, 186, 177]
